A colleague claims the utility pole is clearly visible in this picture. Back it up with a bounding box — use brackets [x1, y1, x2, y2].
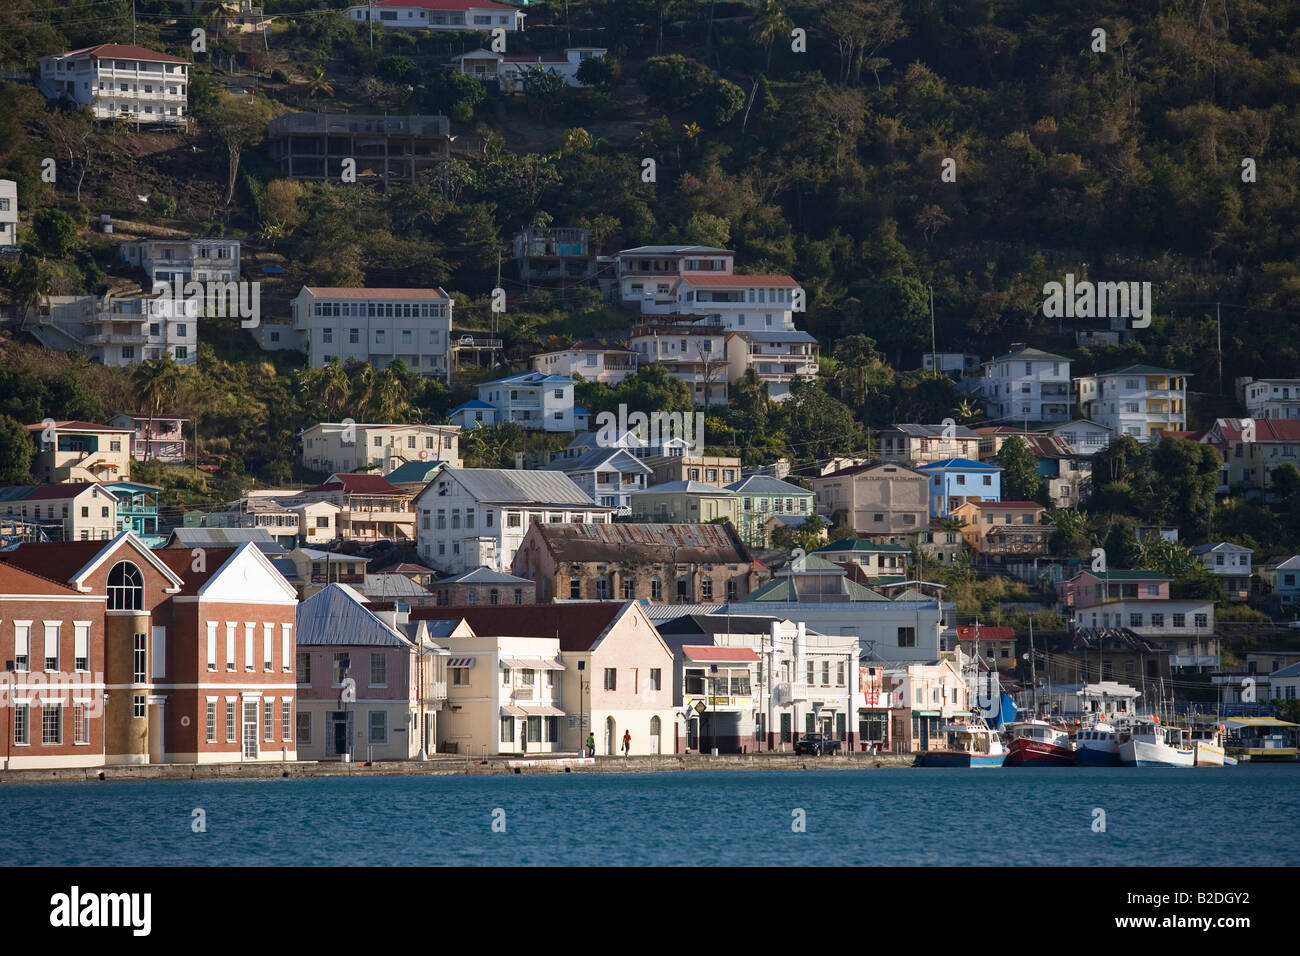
[369, 2, 374, 50]
[928, 284, 937, 376]
[132, 0, 137, 44]
[1216, 302, 1223, 395]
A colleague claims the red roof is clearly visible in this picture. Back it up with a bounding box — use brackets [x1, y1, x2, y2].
[411, 603, 631, 652]
[154, 547, 238, 595]
[385, 562, 434, 574]
[679, 274, 798, 287]
[20, 483, 103, 500]
[303, 287, 450, 299]
[62, 44, 189, 64]
[682, 645, 760, 663]
[0, 562, 80, 595]
[955, 625, 1015, 642]
[1215, 419, 1300, 442]
[372, 0, 517, 10]
[25, 420, 132, 433]
[0, 540, 117, 585]
[312, 474, 405, 496]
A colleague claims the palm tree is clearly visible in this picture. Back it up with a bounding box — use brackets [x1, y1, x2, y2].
[372, 367, 409, 423]
[750, 0, 793, 73]
[10, 259, 55, 330]
[131, 356, 182, 462]
[953, 397, 981, 423]
[305, 66, 334, 100]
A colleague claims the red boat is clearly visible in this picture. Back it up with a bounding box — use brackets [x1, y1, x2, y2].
[1002, 720, 1075, 766]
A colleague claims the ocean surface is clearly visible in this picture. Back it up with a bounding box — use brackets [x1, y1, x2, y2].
[3, 766, 1297, 866]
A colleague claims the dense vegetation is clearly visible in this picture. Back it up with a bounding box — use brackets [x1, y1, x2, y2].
[1, 0, 1299, 569]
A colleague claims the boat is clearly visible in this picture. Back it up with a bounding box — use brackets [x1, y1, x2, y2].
[1188, 725, 1237, 766]
[1073, 719, 1121, 766]
[1002, 719, 1075, 766]
[917, 717, 1009, 768]
[1117, 718, 1195, 767]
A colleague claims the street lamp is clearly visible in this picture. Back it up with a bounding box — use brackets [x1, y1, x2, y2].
[577, 660, 586, 757]
[709, 663, 718, 756]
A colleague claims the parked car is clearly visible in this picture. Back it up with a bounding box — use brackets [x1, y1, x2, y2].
[793, 733, 842, 756]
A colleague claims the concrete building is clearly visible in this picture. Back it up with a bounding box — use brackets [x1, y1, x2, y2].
[266, 112, 452, 183]
[512, 226, 596, 285]
[294, 584, 449, 761]
[0, 179, 16, 248]
[975, 429, 1090, 508]
[1242, 377, 1300, 421]
[951, 500, 1048, 555]
[812, 539, 910, 579]
[885, 658, 971, 753]
[555, 447, 653, 513]
[530, 339, 637, 386]
[108, 413, 188, 464]
[725, 475, 815, 547]
[1076, 365, 1189, 443]
[414, 467, 612, 574]
[644, 454, 742, 487]
[465, 371, 583, 432]
[1259, 556, 1300, 606]
[293, 287, 453, 380]
[513, 520, 759, 604]
[809, 462, 929, 537]
[628, 480, 741, 525]
[301, 421, 461, 476]
[413, 602, 676, 756]
[1191, 542, 1253, 603]
[0, 533, 298, 767]
[28, 290, 199, 366]
[427, 566, 536, 606]
[0, 484, 121, 541]
[922, 352, 981, 379]
[117, 237, 240, 285]
[981, 346, 1072, 424]
[878, 424, 981, 466]
[915, 458, 1002, 518]
[455, 47, 607, 88]
[301, 473, 415, 544]
[347, 0, 525, 32]
[27, 420, 134, 483]
[38, 44, 189, 125]
[1042, 419, 1113, 456]
[1202, 418, 1300, 497]
[433, 631, 566, 756]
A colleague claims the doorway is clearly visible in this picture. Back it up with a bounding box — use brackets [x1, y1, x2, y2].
[242, 702, 259, 759]
[605, 715, 616, 755]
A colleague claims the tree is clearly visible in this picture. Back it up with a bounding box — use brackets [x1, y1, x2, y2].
[305, 66, 335, 100]
[0, 413, 34, 484]
[1102, 520, 1142, 569]
[131, 356, 183, 462]
[518, 65, 566, 122]
[1149, 437, 1222, 538]
[830, 334, 891, 417]
[32, 207, 80, 258]
[575, 54, 618, 89]
[997, 436, 1042, 502]
[7, 257, 56, 327]
[202, 93, 277, 206]
[45, 108, 97, 204]
[750, 0, 793, 73]
[461, 421, 526, 469]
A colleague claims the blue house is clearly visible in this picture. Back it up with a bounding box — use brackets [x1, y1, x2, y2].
[447, 399, 498, 429]
[915, 457, 1002, 518]
[102, 480, 164, 546]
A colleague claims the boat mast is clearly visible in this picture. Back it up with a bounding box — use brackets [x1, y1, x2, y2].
[1028, 616, 1038, 716]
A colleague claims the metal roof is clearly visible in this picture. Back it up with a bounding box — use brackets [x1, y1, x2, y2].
[435, 566, 535, 586]
[296, 584, 413, 648]
[432, 468, 599, 507]
[725, 475, 812, 495]
[165, 527, 288, 554]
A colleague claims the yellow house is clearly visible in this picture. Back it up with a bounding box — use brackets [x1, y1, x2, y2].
[952, 500, 1047, 553]
[26, 420, 134, 483]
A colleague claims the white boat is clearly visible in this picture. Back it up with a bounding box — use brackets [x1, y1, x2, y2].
[1074, 719, 1120, 766]
[1117, 719, 1195, 767]
[1187, 725, 1237, 766]
[918, 717, 1009, 768]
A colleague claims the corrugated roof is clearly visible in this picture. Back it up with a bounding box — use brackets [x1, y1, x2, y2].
[728, 329, 818, 343]
[60, 44, 189, 64]
[435, 566, 534, 586]
[635, 480, 731, 495]
[303, 287, 450, 299]
[725, 475, 812, 495]
[296, 584, 412, 647]
[1095, 364, 1188, 377]
[985, 346, 1070, 364]
[362, 574, 431, 598]
[886, 423, 981, 439]
[25, 420, 132, 433]
[411, 602, 635, 652]
[916, 458, 1002, 471]
[682, 645, 761, 663]
[385, 461, 445, 484]
[165, 527, 287, 554]
[434, 468, 598, 507]
[619, 245, 731, 256]
[528, 521, 750, 565]
[556, 446, 653, 475]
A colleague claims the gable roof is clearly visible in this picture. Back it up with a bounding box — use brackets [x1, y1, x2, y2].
[60, 44, 189, 64]
[421, 468, 598, 507]
[1094, 364, 1188, 377]
[385, 461, 446, 484]
[815, 539, 909, 553]
[297, 584, 412, 647]
[1211, 418, 1300, 442]
[434, 566, 534, 586]
[0, 532, 184, 593]
[556, 446, 653, 476]
[312, 473, 406, 496]
[411, 601, 653, 653]
[164, 527, 287, 554]
[25, 420, 132, 434]
[985, 346, 1070, 364]
[916, 457, 1002, 471]
[635, 480, 731, 495]
[811, 461, 928, 481]
[302, 287, 450, 299]
[884, 423, 981, 439]
[371, 0, 518, 9]
[725, 475, 812, 495]
[956, 500, 1044, 510]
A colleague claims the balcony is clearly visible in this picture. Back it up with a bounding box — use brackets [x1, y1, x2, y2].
[422, 680, 447, 704]
[1170, 654, 1220, 668]
[86, 332, 148, 345]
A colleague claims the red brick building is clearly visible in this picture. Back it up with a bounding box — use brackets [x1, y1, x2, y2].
[0, 532, 298, 769]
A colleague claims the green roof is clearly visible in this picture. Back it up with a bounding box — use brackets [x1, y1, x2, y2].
[987, 346, 1070, 364]
[743, 577, 889, 602]
[1081, 569, 1173, 581]
[1095, 365, 1188, 377]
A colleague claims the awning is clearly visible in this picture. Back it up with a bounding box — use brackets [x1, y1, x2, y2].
[500, 705, 527, 717]
[914, 710, 941, 717]
[448, 657, 477, 668]
[500, 657, 566, 670]
[520, 705, 565, 717]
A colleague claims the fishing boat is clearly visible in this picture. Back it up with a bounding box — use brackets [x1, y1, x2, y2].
[1116, 718, 1195, 767]
[917, 717, 1009, 767]
[1187, 725, 1237, 766]
[1002, 718, 1075, 766]
[1073, 719, 1121, 766]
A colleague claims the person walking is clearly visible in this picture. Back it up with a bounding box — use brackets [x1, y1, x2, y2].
[622, 729, 631, 756]
[586, 732, 595, 757]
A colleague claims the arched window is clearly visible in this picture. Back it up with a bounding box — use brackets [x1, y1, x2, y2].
[650, 716, 661, 736]
[107, 561, 144, 611]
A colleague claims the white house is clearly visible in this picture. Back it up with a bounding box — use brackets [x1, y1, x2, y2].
[981, 345, 1071, 424]
[414, 467, 613, 574]
[1042, 419, 1113, 456]
[300, 421, 461, 475]
[1243, 378, 1300, 421]
[1191, 542, 1253, 602]
[628, 314, 731, 406]
[455, 47, 607, 88]
[38, 44, 189, 125]
[292, 286, 453, 381]
[0, 179, 16, 248]
[346, 0, 524, 31]
[28, 291, 198, 367]
[554, 447, 653, 513]
[1075, 365, 1189, 443]
[471, 371, 583, 432]
[724, 328, 819, 401]
[118, 237, 240, 285]
[530, 339, 637, 386]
